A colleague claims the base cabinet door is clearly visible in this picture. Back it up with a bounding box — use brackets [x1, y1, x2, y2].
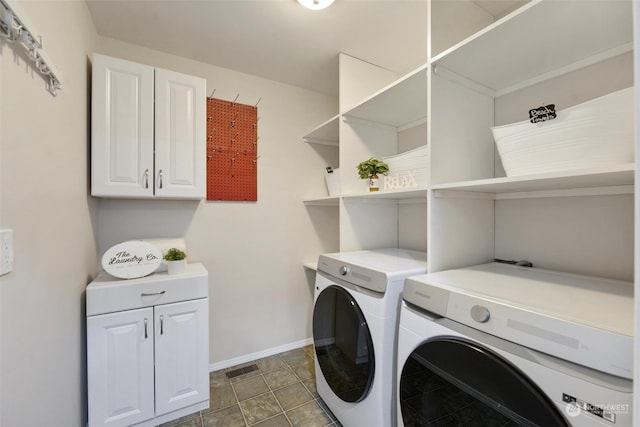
[87, 308, 155, 427]
[155, 299, 210, 416]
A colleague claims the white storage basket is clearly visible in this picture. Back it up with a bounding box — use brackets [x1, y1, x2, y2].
[381, 145, 429, 189]
[491, 87, 635, 177]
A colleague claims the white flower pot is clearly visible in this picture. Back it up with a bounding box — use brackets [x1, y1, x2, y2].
[167, 259, 186, 275]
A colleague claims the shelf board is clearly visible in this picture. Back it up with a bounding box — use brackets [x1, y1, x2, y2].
[431, 164, 635, 195]
[343, 64, 428, 128]
[303, 262, 318, 271]
[342, 187, 429, 201]
[302, 115, 339, 146]
[303, 196, 339, 206]
[432, 0, 633, 95]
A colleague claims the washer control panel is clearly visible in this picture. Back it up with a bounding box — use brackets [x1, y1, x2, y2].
[339, 266, 350, 276]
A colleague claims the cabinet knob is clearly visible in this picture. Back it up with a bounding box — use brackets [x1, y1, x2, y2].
[158, 170, 163, 189]
[144, 169, 149, 189]
[144, 318, 148, 339]
[160, 315, 164, 335]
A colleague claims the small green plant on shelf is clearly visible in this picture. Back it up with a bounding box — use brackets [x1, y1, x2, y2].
[356, 158, 389, 192]
[164, 248, 187, 261]
[356, 158, 389, 179]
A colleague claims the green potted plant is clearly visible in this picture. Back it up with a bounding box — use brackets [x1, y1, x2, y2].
[356, 158, 389, 192]
[164, 247, 187, 275]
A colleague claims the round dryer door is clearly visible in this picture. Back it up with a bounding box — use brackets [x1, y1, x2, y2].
[399, 338, 569, 426]
[313, 285, 375, 403]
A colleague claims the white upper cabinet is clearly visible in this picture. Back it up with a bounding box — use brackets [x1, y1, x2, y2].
[92, 54, 206, 199]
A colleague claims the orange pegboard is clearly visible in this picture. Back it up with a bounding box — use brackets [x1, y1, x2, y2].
[206, 98, 258, 201]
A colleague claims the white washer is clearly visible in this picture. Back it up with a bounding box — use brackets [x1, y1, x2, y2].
[313, 248, 428, 427]
[397, 262, 633, 427]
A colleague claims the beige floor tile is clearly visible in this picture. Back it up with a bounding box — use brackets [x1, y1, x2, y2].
[240, 393, 282, 425]
[159, 412, 202, 427]
[302, 378, 318, 397]
[233, 375, 270, 401]
[209, 370, 231, 388]
[263, 367, 299, 390]
[256, 355, 287, 373]
[208, 384, 237, 412]
[286, 400, 331, 427]
[252, 414, 292, 427]
[290, 359, 314, 381]
[303, 345, 315, 360]
[273, 382, 313, 411]
[281, 348, 312, 366]
[202, 404, 246, 427]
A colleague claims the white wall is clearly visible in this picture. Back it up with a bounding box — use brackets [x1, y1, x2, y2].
[0, 3, 337, 425]
[0, 1, 98, 426]
[94, 37, 338, 367]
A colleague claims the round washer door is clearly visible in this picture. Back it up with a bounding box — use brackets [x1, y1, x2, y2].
[399, 337, 569, 426]
[313, 285, 375, 403]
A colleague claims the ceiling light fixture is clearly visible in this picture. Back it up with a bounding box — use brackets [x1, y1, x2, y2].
[297, 0, 335, 11]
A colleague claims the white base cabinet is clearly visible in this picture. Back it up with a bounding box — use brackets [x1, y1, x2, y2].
[86, 264, 209, 427]
[91, 54, 206, 199]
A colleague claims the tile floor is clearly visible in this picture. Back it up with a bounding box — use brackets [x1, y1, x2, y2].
[160, 345, 342, 427]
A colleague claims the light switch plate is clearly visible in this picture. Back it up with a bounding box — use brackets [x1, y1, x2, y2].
[0, 229, 14, 275]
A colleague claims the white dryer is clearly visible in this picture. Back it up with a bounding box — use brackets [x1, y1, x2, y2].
[313, 248, 428, 427]
[397, 262, 633, 427]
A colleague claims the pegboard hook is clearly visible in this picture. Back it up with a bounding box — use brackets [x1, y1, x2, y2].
[255, 97, 261, 107]
[209, 88, 216, 98]
[232, 93, 240, 105]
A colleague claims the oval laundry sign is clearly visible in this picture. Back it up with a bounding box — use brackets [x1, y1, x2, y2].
[101, 241, 162, 279]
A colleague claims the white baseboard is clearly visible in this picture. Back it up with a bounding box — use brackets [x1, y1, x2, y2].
[209, 337, 314, 372]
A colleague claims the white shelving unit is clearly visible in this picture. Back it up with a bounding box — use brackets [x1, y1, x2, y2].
[432, 0, 632, 96]
[303, 196, 339, 207]
[343, 64, 428, 128]
[303, 0, 635, 286]
[432, 164, 635, 197]
[341, 187, 429, 201]
[302, 115, 339, 146]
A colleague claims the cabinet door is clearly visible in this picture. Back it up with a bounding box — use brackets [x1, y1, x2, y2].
[87, 308, 154, 427]
[155, 298, 209, 416]
[91, 54, 154, 198]
[154, 68, 206, 199]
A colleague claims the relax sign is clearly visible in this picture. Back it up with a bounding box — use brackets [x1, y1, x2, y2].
[383, 170, 418, 190]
